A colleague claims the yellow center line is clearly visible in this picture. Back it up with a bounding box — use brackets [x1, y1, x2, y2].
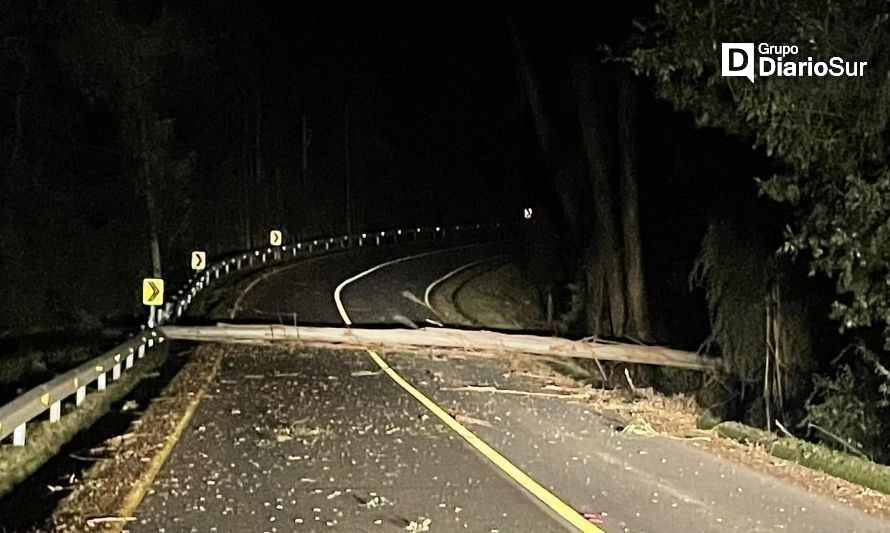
[365, 349, 603, 533]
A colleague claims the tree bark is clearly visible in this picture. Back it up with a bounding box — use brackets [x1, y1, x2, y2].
[573, 62, 626, 337]
[617, 68, 650, 341]
[161, 324, 717, 370]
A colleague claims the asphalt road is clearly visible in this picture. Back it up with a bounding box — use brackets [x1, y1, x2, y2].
[134, 243, 890, 532]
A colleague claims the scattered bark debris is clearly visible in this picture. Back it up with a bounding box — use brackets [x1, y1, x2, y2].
[51, 346, 223, 532]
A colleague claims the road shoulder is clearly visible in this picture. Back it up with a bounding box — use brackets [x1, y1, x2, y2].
[51, 346, 222, 532]
[381, 347, 890, 530]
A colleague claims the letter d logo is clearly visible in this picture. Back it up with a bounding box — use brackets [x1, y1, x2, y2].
[722, 43, 754, 83]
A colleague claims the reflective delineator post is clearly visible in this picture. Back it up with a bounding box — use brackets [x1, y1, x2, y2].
[13, 423, 25, 446]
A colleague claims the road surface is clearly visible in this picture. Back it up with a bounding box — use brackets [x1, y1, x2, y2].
[133, 243, 890, 532]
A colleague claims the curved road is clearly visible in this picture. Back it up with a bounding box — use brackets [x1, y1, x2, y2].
[133, 243, 890, 533]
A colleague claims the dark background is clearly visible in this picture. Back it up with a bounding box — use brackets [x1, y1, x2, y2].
[0, 0, 768, 364]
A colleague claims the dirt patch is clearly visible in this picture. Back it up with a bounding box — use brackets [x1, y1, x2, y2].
[51, 345, 223, 532]
[451, 263, 548, 330]
[428, 260, 548, 331]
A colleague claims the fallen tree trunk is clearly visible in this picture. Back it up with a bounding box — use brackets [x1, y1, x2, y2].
[161, 324, 718, 371]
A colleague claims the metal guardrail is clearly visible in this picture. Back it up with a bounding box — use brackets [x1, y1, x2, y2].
[0, 222, 504, 447]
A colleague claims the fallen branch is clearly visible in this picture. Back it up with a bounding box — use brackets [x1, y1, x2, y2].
[161, 324, 718, 371]
[441, 385, 590, 400]
[85, 516, 136, 526]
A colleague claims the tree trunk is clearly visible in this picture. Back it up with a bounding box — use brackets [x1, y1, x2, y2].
[573, 62, 626, 337]
[140, 111, 163, 278]
[617, 68, 650, 341]
[242, 106, 252, 249]
[344, 104, 352, 235]
[509, 17, 583, 239]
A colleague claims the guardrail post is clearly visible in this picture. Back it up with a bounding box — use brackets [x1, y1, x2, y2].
[112, 363, 121, 381]
[126, 352, 134, 369]
[98, 372, 107, 391]
[76, 386, 86, 406]
[13, 423, 25, 446]
[49, 401, 61, 423]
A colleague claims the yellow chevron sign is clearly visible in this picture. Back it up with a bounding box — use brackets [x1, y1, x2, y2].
[191, 251, 206, 271]
[142, 278, 164, 306]
[270, 230, 282, 246]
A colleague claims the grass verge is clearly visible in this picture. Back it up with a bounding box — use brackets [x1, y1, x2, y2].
[0, 346, 167, 500]
[714, 421, 890, 495]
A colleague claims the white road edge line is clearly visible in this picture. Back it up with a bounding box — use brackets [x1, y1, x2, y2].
[334, 243, 493, 326]
[422, 255, 506, 311]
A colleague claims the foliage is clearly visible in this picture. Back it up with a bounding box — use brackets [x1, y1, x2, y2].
[691, 216, 770, 384]
[629, 0, 890, 442]
[630, 0, 890, 338]
[804, 342, 890, 461]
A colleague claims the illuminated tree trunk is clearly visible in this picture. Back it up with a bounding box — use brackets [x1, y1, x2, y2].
[617, 68, 650, 341]
[573, 62, 627, 337]
[139, 108, 163, 279]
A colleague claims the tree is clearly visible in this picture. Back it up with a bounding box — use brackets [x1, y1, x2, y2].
[510, 11, 651, 341]
[56, 0, 195, 278]
[630, 0, 890, 454]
